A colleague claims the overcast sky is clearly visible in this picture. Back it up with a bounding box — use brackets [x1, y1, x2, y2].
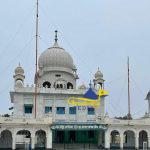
[0, 0, 150, 118]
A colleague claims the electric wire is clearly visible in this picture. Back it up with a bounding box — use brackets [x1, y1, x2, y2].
[105, 73, 128, 115]
[130, 74, 145, 97]
[0, 4, 36, 60]
[0, 3, 36, 80]
[0, 36, 34, 79]
[113, 77, 127, 113]
[0, 36, 34, 110]
[129, 74, 147, 117]
[0, 3, 36, 114]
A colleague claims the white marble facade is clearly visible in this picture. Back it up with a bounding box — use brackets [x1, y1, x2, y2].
[0, 37, 150, 149]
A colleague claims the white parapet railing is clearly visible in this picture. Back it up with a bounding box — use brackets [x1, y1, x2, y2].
[104, 116, 150, 126]
[0, 115, 52, 125]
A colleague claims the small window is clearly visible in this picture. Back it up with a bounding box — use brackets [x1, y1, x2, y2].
[56, 107, 65, 114]
[67, 82, 73, 89]
[60, 84, 63, 89]
[24, 105, 33, 114]
[55, 74, 61, 77]
[45, 107, 52, 114]
[69, 107, 76, 115]
[56, 84, 59, 88]
[43, 81, 51, 88]
[88, 107, 95, 115]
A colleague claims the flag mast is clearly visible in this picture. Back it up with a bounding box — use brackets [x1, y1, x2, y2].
[34, 0, 39, 118]
[127, 57, 132, 119]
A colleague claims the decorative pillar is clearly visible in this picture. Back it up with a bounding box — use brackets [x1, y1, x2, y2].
[105, 130, 110, 149]
[97, 131, 102, 146]
[31, 134, 35, 150]
[148, 136, 150, 149]
[46, 129, 52, 149]
[135, 132, 139, 150]
[12, 133, 16, 150]
[120, 132, 124, 149]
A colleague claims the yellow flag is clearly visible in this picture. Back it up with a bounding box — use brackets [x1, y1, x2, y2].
[98, 89, 109, 96]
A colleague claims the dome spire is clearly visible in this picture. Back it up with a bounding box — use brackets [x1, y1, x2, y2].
[53, 30, 59, 48]
[89, 80, 92, 88]
[55, 30, 58, 42]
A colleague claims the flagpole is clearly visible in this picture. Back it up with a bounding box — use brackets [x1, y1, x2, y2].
[34, 0, 39, 118]
[127, 57, 132, 119]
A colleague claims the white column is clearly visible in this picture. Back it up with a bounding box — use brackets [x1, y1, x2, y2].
[148, 136, 150, 149]
[12, 133, 16, 150]
[148, 101, 150, 115]
[135, 132, 139, 149]
[31, 135, 35, 149]
[46, 129, 52, 149]
[120, 132, 124, 149]
[97, 131, 102, 146]
[105, 130, 110, 149]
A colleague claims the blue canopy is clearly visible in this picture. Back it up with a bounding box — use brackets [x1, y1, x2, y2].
[83, 88, 98, 100]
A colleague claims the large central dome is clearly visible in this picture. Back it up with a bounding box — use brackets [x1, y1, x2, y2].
[38, 42, 74, 69]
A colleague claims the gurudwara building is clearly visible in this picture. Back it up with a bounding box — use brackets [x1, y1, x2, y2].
[0, 33, 150, 150]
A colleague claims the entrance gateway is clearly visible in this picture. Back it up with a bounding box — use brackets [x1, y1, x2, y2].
[51, 123, 107, 149]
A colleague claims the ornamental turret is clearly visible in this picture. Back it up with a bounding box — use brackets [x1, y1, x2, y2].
[93, 67, 105, 89]
[78, 83, 86, 90]
[13, 63, 25, 88]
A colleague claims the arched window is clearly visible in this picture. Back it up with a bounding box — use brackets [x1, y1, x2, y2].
[56, 84, 59, 89]
[98, 82, 103, 89]
[60, 84, 63, 89]
[139, 130, 148, 149]
[43, 81, 51, 88]
[110, 130, 120, 149]
[124, 130, 135, 149]
[16, 130, 31, 149]
[35, 130, 46, 148]
[55, 79, 67, 89]
[67, 82, 73, 89]
[0, 130, 12, 149]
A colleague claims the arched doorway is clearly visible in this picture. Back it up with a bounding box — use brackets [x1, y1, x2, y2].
[139, 130, 148, 149]
[0, 130, 12, 149]
[110, 130, 120, 149]
[67, 82, 73, 89]
[16, 130, 31, 149]
[35, 130, 46, 149]
[124, 130, 135, 149]
[43, 81, 51, 88]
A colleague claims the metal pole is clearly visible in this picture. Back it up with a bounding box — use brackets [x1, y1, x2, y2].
[127, 57, 131, 119]
[34, 0, 39, 118]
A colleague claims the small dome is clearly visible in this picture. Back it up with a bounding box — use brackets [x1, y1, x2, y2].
[79, 83, 86, 90]
[38, 42, 74, 69]
[95, 68, 103, 78]
[15, 63, 24, 75]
